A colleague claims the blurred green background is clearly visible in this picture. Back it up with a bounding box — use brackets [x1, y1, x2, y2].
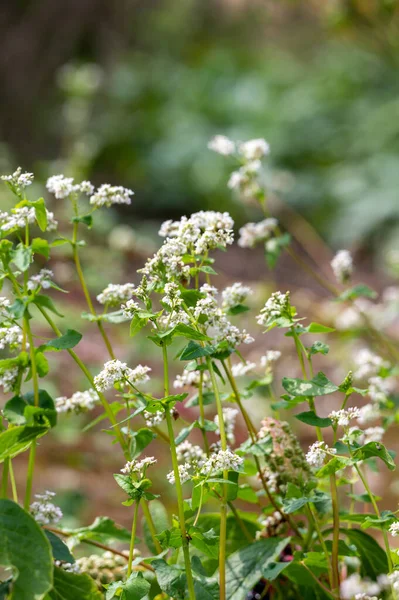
[1, 0, 399, 251]
[1, 0, 399, 539]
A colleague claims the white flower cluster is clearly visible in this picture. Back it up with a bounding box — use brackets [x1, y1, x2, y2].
[231, 361, 256, 378]
[120, 456, 157, 477]
[122, 299, 140, 319]
[55, 389, 100, 414]
[340, 572, 389, 600]
[144, 410, 165, 427]
[257, 511, 284, 538]
[27, 269, 53, 291]
[256, 291, 291, 327]
[207, 135, 236, 156]
[328, 407, 361, 427]
[0, 206, 57, 232]
[331, 249, 353, 284]
[0, 367, 19, 393]
[228, 160, 262, 191]
[30, 491, 63, 525]
[238, 218, 278, 248]
[389, 521, 399, 537]
[94, 360, 151, 392]
[90, 184, 134, 208]
[166, 463, 191, 485]
[96, 283, 135, 306]
[54, 560, 81, 574]
[1, 167, 34, 190]
[145, 211, 234, 286]
[305, 441, 337, 469]
[221, 282, 252, 309]
[357, 403, 381, 425]
[46, 175, 94, 199]
[214, 407, 239, 444]
[260, 350, 281, 369]
[342, 425, 384, 446]
[173, 369, 210, 389]
[0, 325, 23, 350]
[176, 441, 206, 467]
[201, 448, 243, 475]
[353, 349, 389, 381]
[368, 376, 396, 404]
[162, 282, 183, 308]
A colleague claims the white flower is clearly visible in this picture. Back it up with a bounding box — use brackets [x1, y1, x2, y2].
[201, 448, 243, 475]
[208, 135, 236, 156]
[227, 161, 262, 193]
[94, 360, 151, 392]
[0, 325, 23, 351]
[176, 441, 206, 466]
[27, 268, 53, 291]
[328, 407, 361, 427]
[121, 457, 157, 476]
[222, 282, 252, 309]
[167, 463, 191, 485]
[239, 138, 270, 160]
[0, 297, 10, 309]
[363, 426, 384, 444]
[357, 403, 381, 425]
[214, 408, 239, 444]
[162, 282, 183, 308]
[389, 522, 399, 537]
[96, 283, 135, 306]
[0, 367, 19, 393]
[331, 249, 353, 284]
[79, 180, 94, 195]
[0, 206, 36, 231]
[46, 175, 76, 199]
[256, 291, 291, 327]
[122, 299, 140, 319]
[353, 349, 388, 381]
[305, 441, 336, 469]
[144, 410, 164, 427]
[90, 184, 134, 208]
[1, 167, 34, 189]
[340, 573, 383, 600]
[231, 361, 256, 377]
[238, 218, 278, 249]
[173, 369, 210, 389]
[30, 491, 63, 525]
[260, 350, 281, 369]
[368, 376, 395, 404]
[55, 389, 100, 414]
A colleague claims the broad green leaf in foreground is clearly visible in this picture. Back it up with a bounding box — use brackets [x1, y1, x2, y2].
[0, 499, 53, 600]
[225, 537, 290, 600]
[282, 372, 338, 397]
[0, 425, 48, 462]
[45, 566, 102, 600]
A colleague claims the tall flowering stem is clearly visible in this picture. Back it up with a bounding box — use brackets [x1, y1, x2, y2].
[127, 500, 140, 578]
[206, 356, 228, 600]
[162, 345, 196, 600]
[23, 313, 39, 510]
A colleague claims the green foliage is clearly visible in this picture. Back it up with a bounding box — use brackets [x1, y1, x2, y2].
[0, 500, 53, 599]
[46, 566, 103, 600]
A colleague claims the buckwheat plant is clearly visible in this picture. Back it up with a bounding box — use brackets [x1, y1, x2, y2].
[0, 146, 398, 600]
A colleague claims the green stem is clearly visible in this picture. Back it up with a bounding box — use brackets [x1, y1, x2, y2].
[127, 501, 140, 578]
[329, 473, 341, 592]
[24, 440, 36, 510]
[9, 460, 18, 503]
[37, 305, 128, 455]
[141, 500, 162, 555]
[308, 504, 333, 587]
[163, 346, 195, 600]
[1, 458, 9, 498]
[206, 357, 228, 600]
[354, 464, 393, 572]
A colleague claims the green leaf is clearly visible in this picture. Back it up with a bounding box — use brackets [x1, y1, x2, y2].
[105, 572, 151, 600]
[7, 298, 27, 319]
[4, 389, 57, 429]
[239, 435, 273, 456]
[170, 324, 210, 341]
[308, 341, 330, 356]
[179, 341, 214, 361]
[41, 329, 82, 351]
[189, 527, 219, 559]
[114, 474, 146, 502]
[62, 516, 131, 544]
[338, 284, 378, 302]
[35, 351, 50, 377]
[282, 372, 339, 397]
[316, 456, 353, 477]
[156, 527, 183, 550]
[225, 537, 291, 600]
[72, 214, 93, 228]
[130, 315, 148, 337]
[129, 428, 156, 459]
[44, 530, 75, 563]
[195, 513, 260, 555]
[262, 561, 290, 581]
[307, 322, 335, 333]
[46, 566, 102, 599]
[11, 244, 32, 272]
[31, 198, 48, 231]
[0, 499, 53, 600]
[344, 529, 388, 578]
[0, 425, 48, 462]
[31, 237, 50, 259]
[152, 560, 186, 598]
[265, 232, 291, 269]
[192, 557, 219, 599]
[295, 411, 332, 428]
[237, 485, 259, 504]
[33, 294, 64, 317]
[353, 442, 395, 471]
[227, 304, 250, 316]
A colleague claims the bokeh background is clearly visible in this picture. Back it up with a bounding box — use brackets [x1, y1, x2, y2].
[1, 0, 399, 545]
